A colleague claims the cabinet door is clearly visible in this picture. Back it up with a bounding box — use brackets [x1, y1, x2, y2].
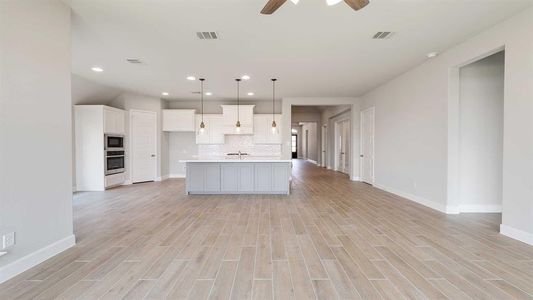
[254, 163, 272, 192]
[104, 108, 115, 134]
[115, 110, 125, 134]
[272, 163, 289, 192]
[187, 163, 206, 192]
[239, 164, 255, 192]
[221, 164, 239, 192]
[204, 163, 221, 191]
[163, 109, 195, 132]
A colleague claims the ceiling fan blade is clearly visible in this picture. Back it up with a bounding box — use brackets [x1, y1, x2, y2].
[343, 0, 369, 11]
[261, 0, 288, 14]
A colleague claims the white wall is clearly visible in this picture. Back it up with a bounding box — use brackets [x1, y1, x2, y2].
[360, 7, 533, 244]
[458, 52, 504, 212]
[0, 0, 75, 282]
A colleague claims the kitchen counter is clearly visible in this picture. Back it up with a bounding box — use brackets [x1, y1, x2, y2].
[179, 157, 292, 163]
[181, 159, 291, 195]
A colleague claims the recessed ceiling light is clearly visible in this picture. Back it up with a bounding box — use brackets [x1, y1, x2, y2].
[91, 66, 103, 72]
[162, 92, 169, 96]
[187, 76, 196, 81]
[205, 92, 212, 96]
[290, 0, 299, 4]
[247, 92, 254, 96]
[241, 75, 251, 80]
[427, 52, 439, 58]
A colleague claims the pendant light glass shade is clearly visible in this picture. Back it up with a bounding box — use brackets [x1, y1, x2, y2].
[271, 78, 279, 134]
[235, 79, 241, 133]
[198, 78, 207, 135]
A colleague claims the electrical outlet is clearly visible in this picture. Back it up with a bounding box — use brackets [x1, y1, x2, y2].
[2, 232, 15, 249]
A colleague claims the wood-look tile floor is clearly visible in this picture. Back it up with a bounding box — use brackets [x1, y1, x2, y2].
[2, 160, 533, 299]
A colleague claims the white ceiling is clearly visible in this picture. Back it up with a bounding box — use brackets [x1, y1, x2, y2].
[66, 0, 533, 101]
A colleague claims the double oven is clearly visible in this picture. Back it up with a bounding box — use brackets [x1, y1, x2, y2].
[104, 134, 125, 175]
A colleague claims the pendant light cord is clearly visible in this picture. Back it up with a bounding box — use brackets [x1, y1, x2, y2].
[272, 79, 276, 121]
[236, 79, 241, 122]
[200, 78, 204, 123]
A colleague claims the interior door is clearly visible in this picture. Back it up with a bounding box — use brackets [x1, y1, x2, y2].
[336, 120, 350, 174]
[131, 110, 157, 183]
[361, 107, 375, 184]
[341, 120, 350, 173]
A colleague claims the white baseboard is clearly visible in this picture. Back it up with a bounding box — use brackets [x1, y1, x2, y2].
[500, 224, 533, 246]
[0, 234, 76, 284]
[169, 174, 185, 179]
[373, 183, 457, 214]
[307, 159, 318, 165]
[350, 176, 360, 182]
[123, 179, 132, 185]
[459, 204, 502, 213]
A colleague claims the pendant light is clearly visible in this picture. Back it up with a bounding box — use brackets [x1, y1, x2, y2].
[235, 78, 241, 133]
[198, 78, 206, 135]
[271, 78, 278, 134]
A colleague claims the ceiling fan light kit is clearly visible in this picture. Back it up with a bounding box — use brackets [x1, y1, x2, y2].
[261, 0, 369, 14]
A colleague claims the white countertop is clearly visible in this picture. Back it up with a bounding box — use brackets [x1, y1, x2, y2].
[180, 157, 292, 163]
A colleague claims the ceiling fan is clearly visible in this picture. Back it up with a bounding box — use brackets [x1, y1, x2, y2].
[261, 0, 369, 15]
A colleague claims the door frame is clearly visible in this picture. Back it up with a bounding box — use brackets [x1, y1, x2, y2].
[321, 124, 327, 168]
[360, 106, 375, 185]
[291, 133, 298, 159]
[129, 109, 158, 183]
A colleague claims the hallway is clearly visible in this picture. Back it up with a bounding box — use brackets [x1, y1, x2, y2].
[1, 160, 532, 299]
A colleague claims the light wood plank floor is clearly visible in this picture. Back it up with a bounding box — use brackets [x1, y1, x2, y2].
[1, 160, 533, 299]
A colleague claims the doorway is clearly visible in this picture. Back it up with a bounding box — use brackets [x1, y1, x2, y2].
[335, 119, 350, 174]
[130, 110, 157, 183]
[321, 124, 327, 168]
[456, 51, 504, 212]
[361, 107, 375, 184]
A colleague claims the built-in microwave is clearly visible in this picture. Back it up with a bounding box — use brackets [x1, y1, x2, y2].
[105, 134, 124, 150]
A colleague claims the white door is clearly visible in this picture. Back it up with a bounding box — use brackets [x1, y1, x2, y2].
[321, 125, 327, 167]
[336, 120, 350, 174]
[131, 110, 157, 183]
[361, 107, 375, 184]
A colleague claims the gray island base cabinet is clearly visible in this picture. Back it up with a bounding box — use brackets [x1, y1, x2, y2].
[184, 161, 291, 195]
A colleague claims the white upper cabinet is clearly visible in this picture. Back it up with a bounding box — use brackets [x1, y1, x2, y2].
[162, 109, 196, 132]
[104, 107, 125, 134]
[253, 114, 282, 144]
[195, 114, 225, 144]
[221, 105, 254, 134]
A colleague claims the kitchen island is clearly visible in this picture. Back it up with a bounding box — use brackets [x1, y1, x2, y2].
[180, 158, 292, 195]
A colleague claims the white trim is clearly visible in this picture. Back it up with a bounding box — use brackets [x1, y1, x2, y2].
[123, 179, 132, 185]
[0, 234, 76, 284]
[307, 159, 317, 165]
[373, 183, 458, 214]
[72, 185, 77, 192]
[500, 224, 533, 246]
[169, 174, 186, 179]
[458, 204, 502, 213]
[350, 176, 360, 182]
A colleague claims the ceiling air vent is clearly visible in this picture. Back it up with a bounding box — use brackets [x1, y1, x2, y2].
[196, 32, 218, 40]
[372, 32, 395, 39]
[126, 58, 142, 64]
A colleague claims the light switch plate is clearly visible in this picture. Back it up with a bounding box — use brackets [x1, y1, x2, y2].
[2, 232, 15, 249]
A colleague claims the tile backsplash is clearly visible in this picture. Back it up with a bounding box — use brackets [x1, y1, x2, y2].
[198, 135, 281, 157]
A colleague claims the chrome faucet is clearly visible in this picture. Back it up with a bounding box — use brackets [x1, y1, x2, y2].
[227, 151, 249, 160]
